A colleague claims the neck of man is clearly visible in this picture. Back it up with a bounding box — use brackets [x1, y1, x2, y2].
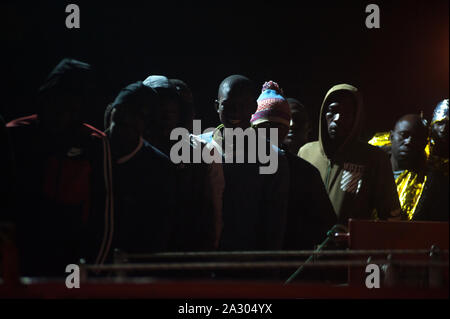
[391, 155, 423, 172]
[327, 137, 344, 159]
[40, 127, 81, 154]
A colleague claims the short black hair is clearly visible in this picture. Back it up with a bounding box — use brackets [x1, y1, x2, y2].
[170, 78, 195, 127]
[105, 81, 159, 129]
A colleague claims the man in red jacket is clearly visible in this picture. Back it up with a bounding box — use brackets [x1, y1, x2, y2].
[7, 58, 113, 277]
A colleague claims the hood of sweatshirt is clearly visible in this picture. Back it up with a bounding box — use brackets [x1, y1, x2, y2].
[318, 84, 364, 160]
[37, 58, 94, 119]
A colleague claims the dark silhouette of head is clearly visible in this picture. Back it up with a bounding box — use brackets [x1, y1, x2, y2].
[284, 98, 311, 153]
[37, 58, 94, 137]
[107, 81, 158, 158]
[215, 75, 257, 129]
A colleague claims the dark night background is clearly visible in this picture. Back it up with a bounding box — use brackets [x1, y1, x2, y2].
[1, 0, 448, 140]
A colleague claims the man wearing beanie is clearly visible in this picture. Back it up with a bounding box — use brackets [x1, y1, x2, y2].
[197, 75, 290, 279]
[298, 84, 401, 223]
[250, 81, 337, 252]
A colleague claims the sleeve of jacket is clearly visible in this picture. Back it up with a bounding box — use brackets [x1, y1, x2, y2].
[308, 166, 337, 236]
[262, 153, 290, 250]
[207, 159, 224, 249]
[373, 150, 401, 220]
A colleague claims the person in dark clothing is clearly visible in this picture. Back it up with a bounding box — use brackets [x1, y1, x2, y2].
[283, 98, 312, 155]
[6, 58, 112, 276]
[143, 75, 218, 252]
[250, 81, 337, 251]
[106, 81, 176, 255]
[413, 167, 449, 222]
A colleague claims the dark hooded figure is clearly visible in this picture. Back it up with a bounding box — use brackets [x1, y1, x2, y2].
[106, 81, 176, 255]
[428, 99, 449, 173]
[298, 84, 401, 223]
[416, 100, 449, 221]
[7, 58, 112, 276]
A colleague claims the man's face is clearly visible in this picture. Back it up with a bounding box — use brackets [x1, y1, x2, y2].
[160, 96, 181, 138]
[110, 107, 145, 140]
[284, 107, 311, 152]
[41, 98, 83, 135]
[255, 121, 289, 145]
[325, 95, 356, 143]
[216, 87, 257, 129]
[431, 119, 449, 146]
[390, 119, 428, 164]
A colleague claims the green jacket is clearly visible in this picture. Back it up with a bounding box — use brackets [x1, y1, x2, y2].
[298, 84, 401, 223]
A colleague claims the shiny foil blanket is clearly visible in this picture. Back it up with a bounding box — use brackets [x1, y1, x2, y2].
[368, 132, 428, 220]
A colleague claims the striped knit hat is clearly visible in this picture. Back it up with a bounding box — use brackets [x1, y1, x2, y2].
[250, 81, 291, 127]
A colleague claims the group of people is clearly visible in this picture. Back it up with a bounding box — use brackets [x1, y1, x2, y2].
[0, 58, 448, 278]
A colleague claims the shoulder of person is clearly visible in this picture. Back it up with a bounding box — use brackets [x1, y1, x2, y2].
[288, 151, 322, 176]
[298, 141, 320, 157]
[76, 123, 109, 161]
[5, 115, 40, 153]
[81, 123, 107, 143]
[6, 114, 38, 128]
[6, 114, 38, 135]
